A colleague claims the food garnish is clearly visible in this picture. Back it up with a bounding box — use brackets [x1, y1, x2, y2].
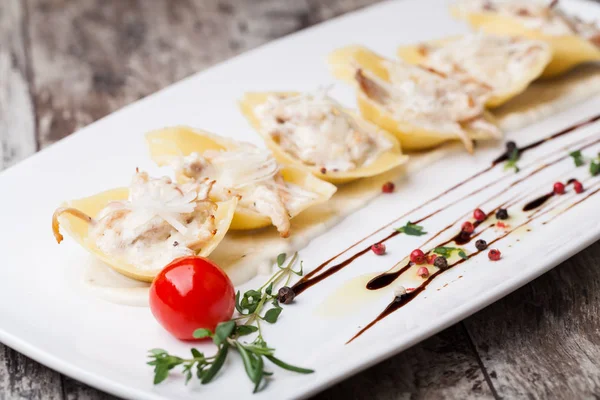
[553, 181, 565, 195]
[570, 150, 585, 167]
[395, 221, 427, 236]
[417, 267, 430, 278]
[473, 208, 486, 221]
[371, 243, 386, 255]
[591, 157, 600, 177]
[147, 253, 313, 393]
[475, 239, 488, 251]
[432, 246, 468, 260]
[574, 180, 584, 194]
[504, 144, 520, 173]
[393, 285, 407, 298]
[382, 181, 395, 193]
[433, 256, 450, 270]
[461, 221, 475, 234]
[149, 256, 235, 339]
[488, 249, 502, 261]
[495, 208, 509, 220]
[410, 249, 426, 264]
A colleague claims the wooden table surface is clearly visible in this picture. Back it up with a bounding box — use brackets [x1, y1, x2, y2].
[2, 0, 600, 398]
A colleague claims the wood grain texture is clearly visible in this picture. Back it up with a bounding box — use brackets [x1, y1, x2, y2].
[465, 240, 600, 399]
[0, 1, 60, 398]
[0, 0, 36, 168]
[313, 324, 495, 400]
[26, 0, 376, 148]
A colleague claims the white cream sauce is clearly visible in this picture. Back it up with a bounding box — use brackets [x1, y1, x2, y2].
[89, 172, 217, 272]
[457, 0, 600, 39]
[254, 91, 392, 172]
[420, 34, 550, 95]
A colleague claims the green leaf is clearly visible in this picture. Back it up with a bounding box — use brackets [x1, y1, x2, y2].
[242, 344, 275, 356]
[192, 328, 213, 339]
[149, 348, 167, 356]
[395, 222, 427, 236]
[265, 355, 314, 374]
[185, 369, 193, 384]
[432, 246, 467, 259]
[253, 355, 265, 393]
[153, 364, 170, 385]
[235, 325, 259, 336]
[504, 148, 520, 173]
[190, 348, 203, 359]
[235, 291, 245, 314]
[591, 160, 600, 177]
[235, 342, 258, 384]
[570, 150, 585, 167]
[265, 282, 273, 295]
[293, 261, 304, 276]
[201, 343, 229, 384]
[213, 321, 235, 346]
[239, 290, 262, 314]
[276, 253, 286, 267]
[263, 307, 282, 323]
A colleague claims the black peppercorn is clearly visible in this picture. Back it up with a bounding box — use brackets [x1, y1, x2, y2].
[506, 141, 517, 153]
[277, 286, 295, 304]
[475, 239, 488, 251]
[433, 256, 449, 271]
[496, 208, 509, 220]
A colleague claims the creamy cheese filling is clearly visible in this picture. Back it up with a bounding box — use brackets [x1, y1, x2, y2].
[89, 171, 218, 271]
[456, 0, 600, 41]
[419, 34, 550, 94]
[175, 145, 320, 237]
[355, 63, 501, 150]
[254, 90, 392, 172]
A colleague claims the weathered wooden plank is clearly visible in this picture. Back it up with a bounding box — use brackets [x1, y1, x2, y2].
[27, 0, 320, 147]
[0, 0, 37, 167]
[0, 0, 62, 398]
[313, 324, 495, 400]
[61, 376, 117, 400]
[465, 240, 600, 399]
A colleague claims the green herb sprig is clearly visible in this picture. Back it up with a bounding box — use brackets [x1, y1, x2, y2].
[147, 253, 313, 393]
[395, 221, 427, 236]
[504, 148, 520, 173]
[590, 154, 600, 177]
[569, 150, 585, 167]
[567, 150, 600, 177]
[432, 246, 468, 260]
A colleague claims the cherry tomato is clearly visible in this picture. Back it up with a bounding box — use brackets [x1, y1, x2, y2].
[149, 256, 235, 340]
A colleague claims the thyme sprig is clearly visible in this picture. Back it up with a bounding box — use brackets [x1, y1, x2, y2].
[147, 253, 313, 393]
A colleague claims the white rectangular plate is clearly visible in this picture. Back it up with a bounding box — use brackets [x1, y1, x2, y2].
[1, 0, 600, 399]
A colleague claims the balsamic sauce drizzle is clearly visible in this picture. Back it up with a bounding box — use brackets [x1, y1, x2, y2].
[347, 178, 600, 343]
[292, 118, 600, 296]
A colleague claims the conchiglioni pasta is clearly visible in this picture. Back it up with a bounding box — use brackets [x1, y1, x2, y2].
[52, 171, 237, 282]
[397, 34, 552, 107]
[452, 0, 600, 78]
[328, 45, 502, 152]
[146, 127, 337, 237]
[239, 90, 408, 184]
